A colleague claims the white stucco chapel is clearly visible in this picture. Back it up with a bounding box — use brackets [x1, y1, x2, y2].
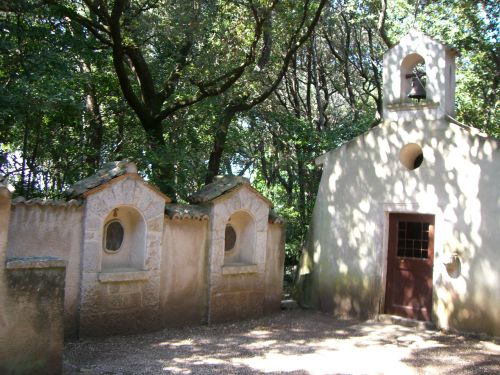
[296, 30, 500, 337]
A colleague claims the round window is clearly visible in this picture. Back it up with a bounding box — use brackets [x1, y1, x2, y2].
[400, 143, 424, 170]
[104, 220, 124, 252]
[224, 224, 237, 252]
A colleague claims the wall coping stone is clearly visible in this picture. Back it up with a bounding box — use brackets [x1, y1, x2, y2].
[6, 256, 66, 269]
[165, 203, 210, 221]
[11, 196, 82, 207]
[98, 269, 149, 283]
[268, 209, 284, 224]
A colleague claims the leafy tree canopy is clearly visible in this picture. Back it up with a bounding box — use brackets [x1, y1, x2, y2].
[0, 0, 497, 273]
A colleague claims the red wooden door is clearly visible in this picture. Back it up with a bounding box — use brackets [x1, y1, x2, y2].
[385, 213, 434, 321]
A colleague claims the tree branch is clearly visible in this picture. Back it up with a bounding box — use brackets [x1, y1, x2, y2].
[378, 0, 394, 48]
[44, 0, 113, 46]
[108, 0, 150, 123]
[241, 0, 328, 111]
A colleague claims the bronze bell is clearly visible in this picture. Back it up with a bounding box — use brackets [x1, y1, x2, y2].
[407, 76, 426, 101]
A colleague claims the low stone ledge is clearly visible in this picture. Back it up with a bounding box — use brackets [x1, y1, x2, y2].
[222, 263, 259, 275]
[385, 101, 440, 111]
[98, 269, 149, 283]
[376, 314, 436, 331]
[6, 256, 66, 270]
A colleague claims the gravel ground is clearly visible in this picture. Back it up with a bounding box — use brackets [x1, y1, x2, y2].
[64, 309, 500, 375]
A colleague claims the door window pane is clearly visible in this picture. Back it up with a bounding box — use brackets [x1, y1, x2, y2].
[396, 220, 430, 259]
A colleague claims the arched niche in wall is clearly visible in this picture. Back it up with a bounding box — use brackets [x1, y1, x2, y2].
[224, 210, 256, 265]
[400, 53, 426, 103]
[101, 206, 146, 271]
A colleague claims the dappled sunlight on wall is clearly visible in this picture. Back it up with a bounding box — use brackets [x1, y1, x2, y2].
[295, 29, 499, 336]
[297, 116, 500, 334]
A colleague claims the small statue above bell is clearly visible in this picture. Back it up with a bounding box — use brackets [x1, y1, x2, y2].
[406, 73, 426, 102]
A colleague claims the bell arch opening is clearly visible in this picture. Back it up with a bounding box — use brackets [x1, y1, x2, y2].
[400, 53, 426, 102]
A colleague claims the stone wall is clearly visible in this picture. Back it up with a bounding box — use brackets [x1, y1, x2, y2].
[0, 183, 66, 375]
[2, 169, 286, 340]
[79, 174, 166, 336]
[7, 202, 83, 337]
[264, 222, 285, 313]
[0, 183, 12, 360]
[207, 187, 270, 323]
[160, 219, 209, 326]
[0, 258, 66, 375]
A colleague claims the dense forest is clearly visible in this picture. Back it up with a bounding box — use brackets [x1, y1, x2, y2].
[1, 0, 498, 272]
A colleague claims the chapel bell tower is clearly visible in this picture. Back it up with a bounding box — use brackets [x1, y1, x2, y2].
[382, 29, 458, 122]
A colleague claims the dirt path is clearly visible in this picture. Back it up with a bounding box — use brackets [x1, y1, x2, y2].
[64, 309, 500, 374]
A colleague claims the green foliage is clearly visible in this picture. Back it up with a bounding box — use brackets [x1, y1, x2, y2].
[1, 0, 497, 272]
[387, 0, 499, 137]
[0, 2, 151, 196]
[245, 107, 372, 271]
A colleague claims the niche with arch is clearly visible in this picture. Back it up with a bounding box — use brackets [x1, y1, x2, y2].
[400, 53, 427, 102]
[101, 206, 146, 271]
[223, 210, 256, 265]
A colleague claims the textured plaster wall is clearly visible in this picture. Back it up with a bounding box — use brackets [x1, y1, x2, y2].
[207, 187, 270, 323]
[300, 118, 500, 336]
[2, 171, 285, 343]
[7, 204, 83, 336]
[79, 175, 165, 336]
[0, 188, 11, 354]
[264, 222, 285, 313]
[160, 219, 208, 326]
[1, 260, 66, 375]
[0, 191, 66, 374]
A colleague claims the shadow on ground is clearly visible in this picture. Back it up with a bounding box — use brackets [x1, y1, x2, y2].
[64, 309, 500, 375]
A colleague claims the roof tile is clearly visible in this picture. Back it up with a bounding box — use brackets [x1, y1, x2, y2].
[187, 176, 251, 204]
[165, 204, 210, 221]
[65, 159, 136, 198]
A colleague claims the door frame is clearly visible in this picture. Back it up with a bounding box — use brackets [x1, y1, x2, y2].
[385, 212, 435, 320]
[380, 203, 442, 320]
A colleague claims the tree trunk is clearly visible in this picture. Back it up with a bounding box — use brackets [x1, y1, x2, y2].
[20, 119, 29, 196]
[143, 118, 177, 201]
[311, 34, 325, 129]
[114, 111, 125, 155]
[367, 28, 383, 126]
[85, 80, 104, 169]
[205, 106, 238, 184]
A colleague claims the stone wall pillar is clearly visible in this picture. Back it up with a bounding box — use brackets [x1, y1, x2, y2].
[264, 221, 285, 313]
[1, 258, 66, 375]
[207, 187, 270, 323]
[0, 179, 66, 375]
[0, 179, 12, 339]
[79, 175, 166, 336]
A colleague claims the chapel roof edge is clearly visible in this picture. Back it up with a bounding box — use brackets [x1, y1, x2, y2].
[383, 29, 459, 57]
